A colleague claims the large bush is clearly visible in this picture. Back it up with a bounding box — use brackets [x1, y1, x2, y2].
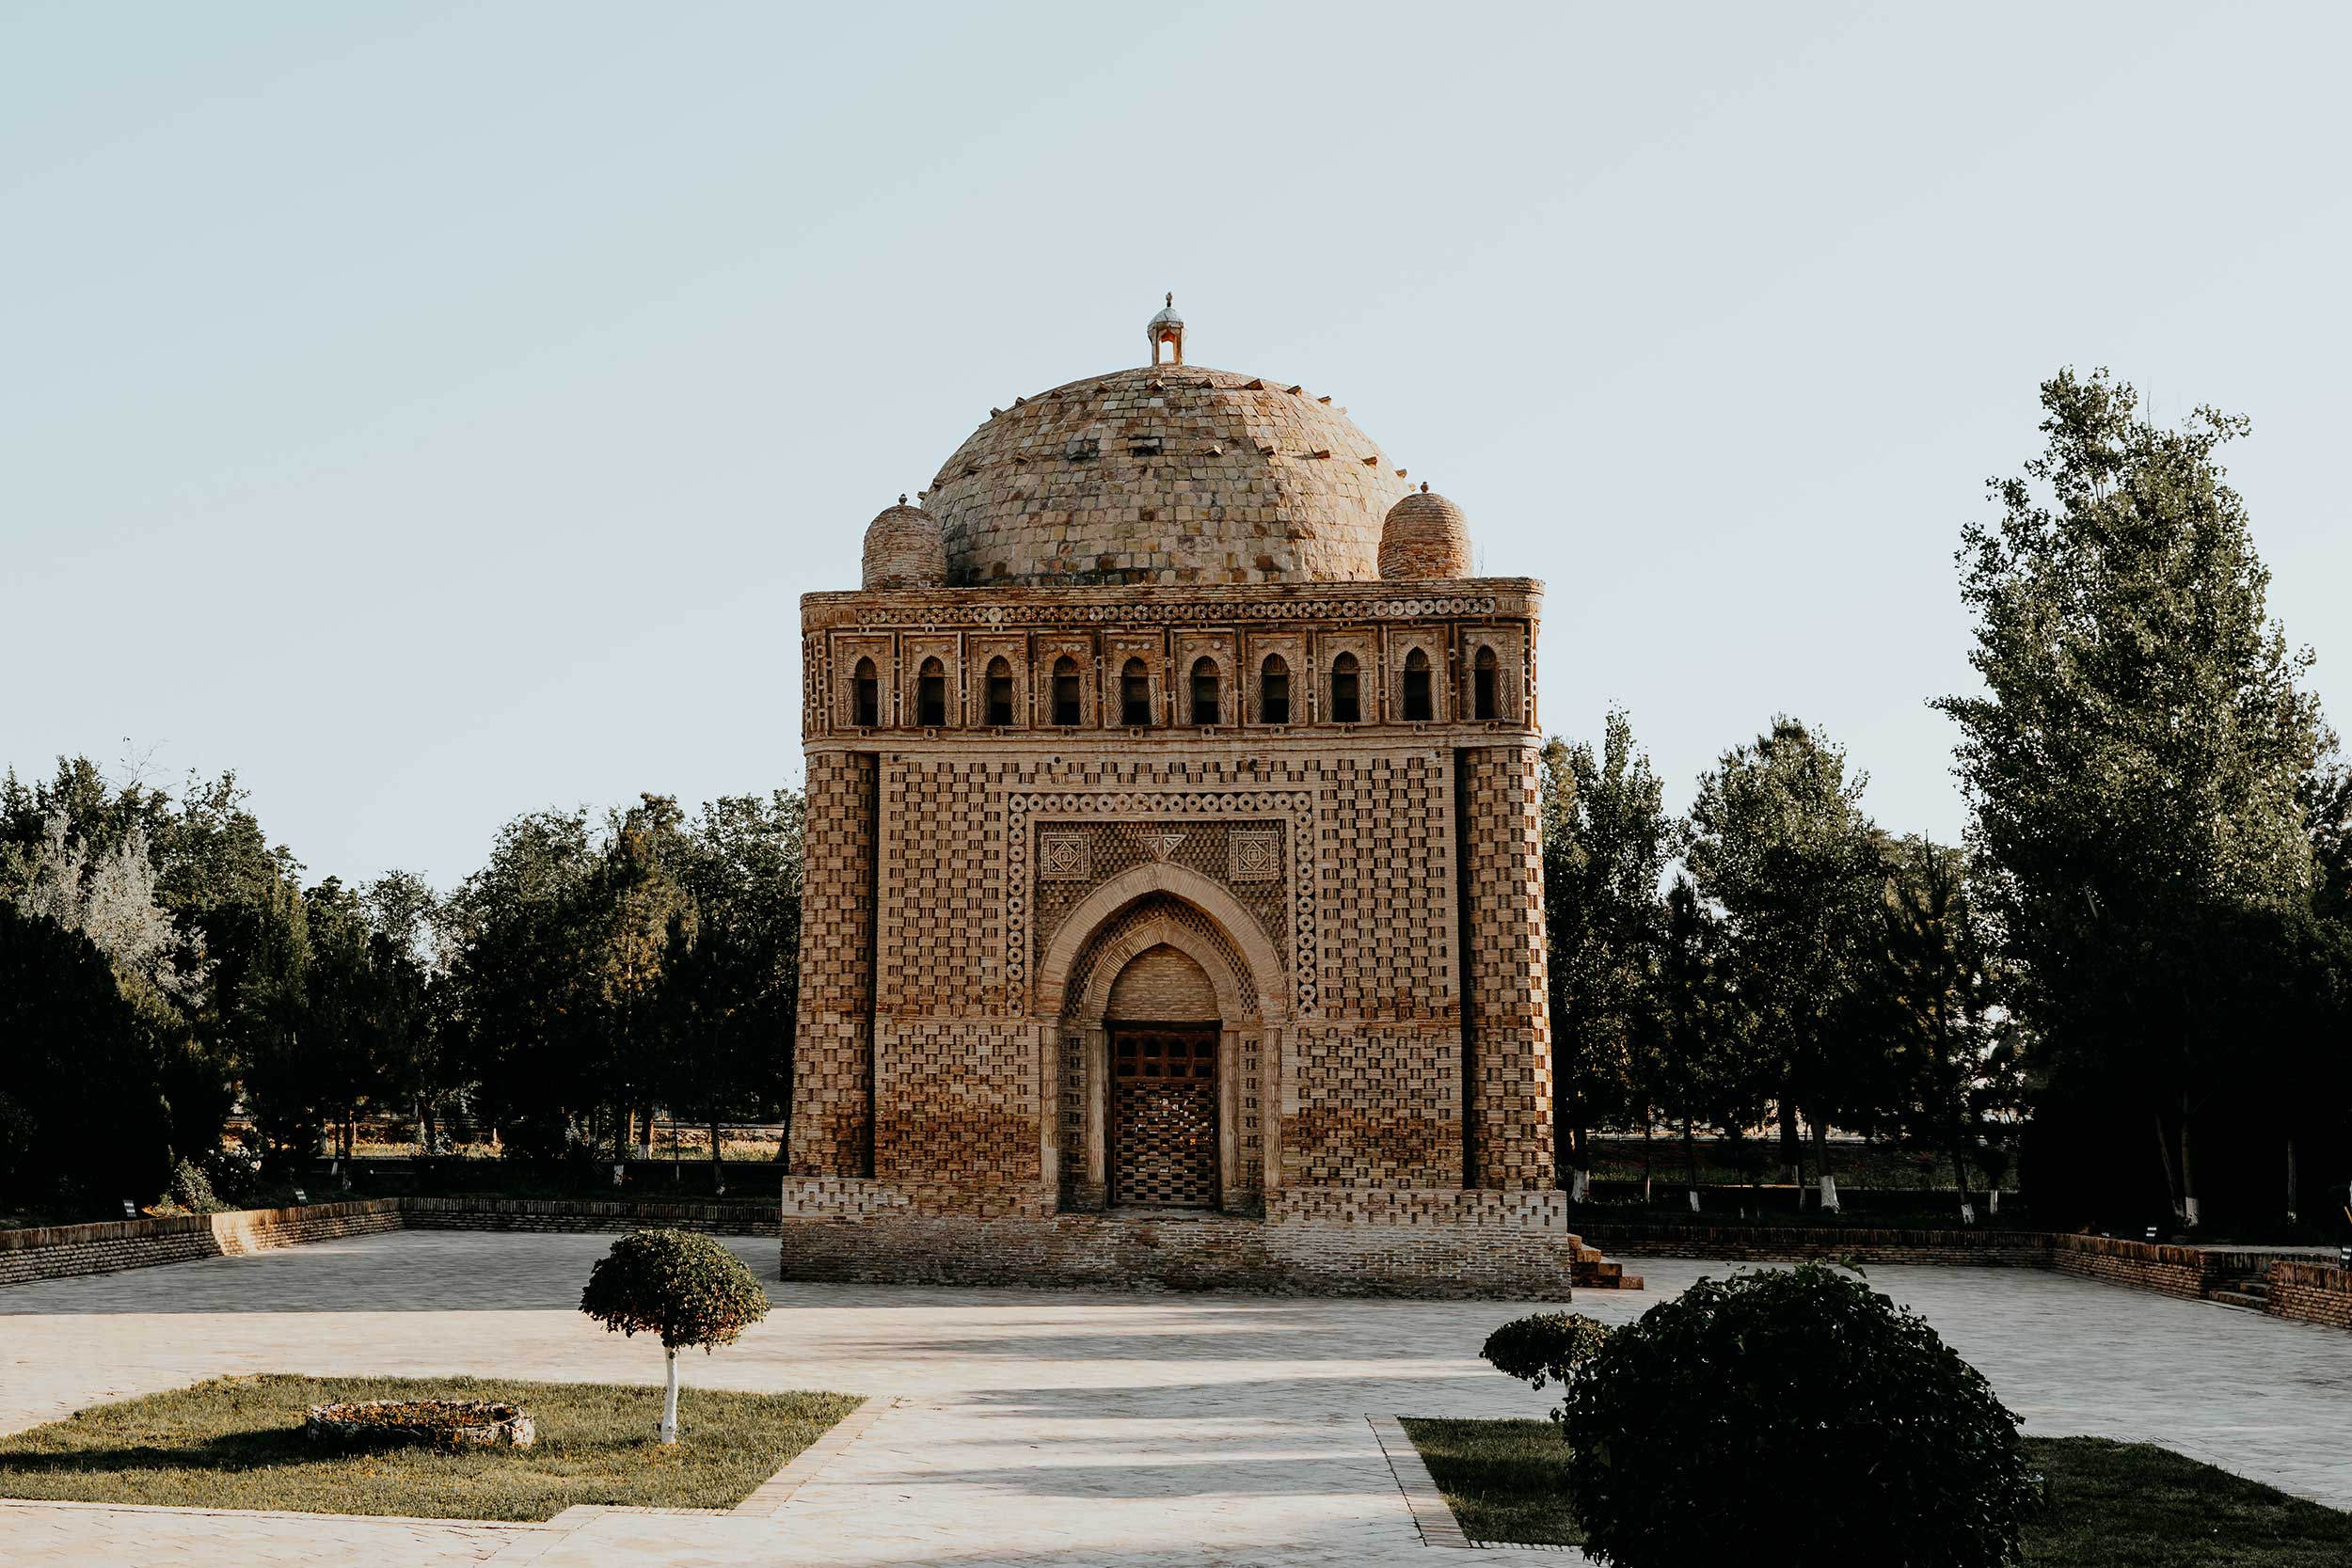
[1560, 1262, 2036, 1568]
[578, 1228, 771, 1443]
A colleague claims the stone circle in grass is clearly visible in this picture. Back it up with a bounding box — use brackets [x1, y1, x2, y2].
[306, 1398, 535, 1449]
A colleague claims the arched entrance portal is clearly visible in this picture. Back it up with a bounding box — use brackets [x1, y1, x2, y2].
[1037, 870, 1283, 1215]
[1104, 945, 1220, 1208]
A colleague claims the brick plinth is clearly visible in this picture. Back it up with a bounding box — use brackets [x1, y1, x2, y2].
[776, 1180, 1622, 1298]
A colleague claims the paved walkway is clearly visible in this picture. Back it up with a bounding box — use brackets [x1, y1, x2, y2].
[3, 1231, 2348, 1564]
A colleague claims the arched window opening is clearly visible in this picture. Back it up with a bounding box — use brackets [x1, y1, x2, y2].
[1190, 657, 1220, 726]
[1331, 652, 1361, 724]
[1052, 656, 1082, 726]
[916, 657, 947, 727]
[1259, 655, 1290, 724]
[852, 657, 880, 727]
[1403, 647, 1433, 721]
[1120, 657, 1152, 727]
[1474, 644, 1499, 721]
[985, 657, 1014, 727]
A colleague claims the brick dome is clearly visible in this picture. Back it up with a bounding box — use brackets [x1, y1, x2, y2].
[1378, 483, 1471, 580]
[862, 497, 946, 590]
[924, 365, 1412, 586]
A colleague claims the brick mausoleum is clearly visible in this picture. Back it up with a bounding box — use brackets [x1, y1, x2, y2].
[779, 298, 1629, 1296]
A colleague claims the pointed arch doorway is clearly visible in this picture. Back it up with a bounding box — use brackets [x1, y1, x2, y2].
[1104, 945, 1220, 1209]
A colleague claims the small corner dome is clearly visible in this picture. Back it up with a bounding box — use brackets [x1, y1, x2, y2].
[1378, 483, 1471, 580]
[862, 495, 946, 590]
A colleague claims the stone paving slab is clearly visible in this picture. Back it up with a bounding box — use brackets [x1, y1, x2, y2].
[2, 1229, 2348, 1564]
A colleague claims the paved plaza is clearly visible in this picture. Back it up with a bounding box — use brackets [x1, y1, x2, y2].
[3, 1230, 2348, 1565]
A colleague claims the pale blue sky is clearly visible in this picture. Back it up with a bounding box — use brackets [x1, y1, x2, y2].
[4, 3, 2345, 890]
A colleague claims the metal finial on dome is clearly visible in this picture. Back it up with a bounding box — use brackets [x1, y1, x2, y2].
[1147, 292, 1185, 367]
[898, 494, 907, 504]
[1420, 482, 1429, 493]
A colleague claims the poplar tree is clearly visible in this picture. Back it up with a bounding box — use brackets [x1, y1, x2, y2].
[1936, 369, 2330, 1227]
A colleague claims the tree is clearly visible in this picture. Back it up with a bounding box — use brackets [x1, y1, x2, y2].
[1936, 370, 2330, 1227]
[0, 902, 173, 1201]
[1854, 839, 2025, 1222]
[1559, 1263, 2036, 1568]
[578, 1228, 772, 1444]
[660, 790, 805, 1191]
[1648, 876, 1741, 1207]
[1540, 715, 1674, 1198]
[1683, 718, 1886, 1210]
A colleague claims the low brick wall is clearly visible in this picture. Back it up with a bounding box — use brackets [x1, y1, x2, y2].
[2266, 1260, 2352, 1330]
[1577, 1222, 2051, 1267]
[0, 1200, 400, 1288]
[402, 1196, 780, 1237]
[2045, 1234, 2219, 1299]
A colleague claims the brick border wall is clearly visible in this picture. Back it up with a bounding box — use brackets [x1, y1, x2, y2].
[402, 1196, 780, 1237]
[1578, 1222, 2052, 1267]
[2266, 1260, 2352, 1330]
[0, 1200, 400, 1288]
[2046, 1234, 2220, 1298]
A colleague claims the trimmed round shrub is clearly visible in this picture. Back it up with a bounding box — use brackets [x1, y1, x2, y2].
[1480, 1312, 1613, 1419]
[1560, 1262, 2036, 1568]
[579, 1228, 772, 1444]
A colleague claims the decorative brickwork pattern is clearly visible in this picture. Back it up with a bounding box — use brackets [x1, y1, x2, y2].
[1457, 746, 1554, 1190]
[788, 750, 878, 1178]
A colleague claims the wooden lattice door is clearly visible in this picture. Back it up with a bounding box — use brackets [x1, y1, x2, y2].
[1110, 1027, 1219, 1209]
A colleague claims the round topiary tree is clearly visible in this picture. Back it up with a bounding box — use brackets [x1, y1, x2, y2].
[578, 1228, 771, 1444]
[1559, 1262, 2037, 1568]
[1480, 1311, 1613, 1423]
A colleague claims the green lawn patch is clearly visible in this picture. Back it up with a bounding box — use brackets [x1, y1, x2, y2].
[1398, 1421, 2352, 1564]
[0, 1374, 861, 1520]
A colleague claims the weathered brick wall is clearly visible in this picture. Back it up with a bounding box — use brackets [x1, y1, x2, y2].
[2266, 1260, 2352, 1329]
[1579, 1223, 2053, 1267]
[0, 1201, 401, 1288]
[2047, 1234, 2215, 1297]
[789, 748, 878, 1178]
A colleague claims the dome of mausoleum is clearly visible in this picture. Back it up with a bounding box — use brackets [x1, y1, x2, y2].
[1378, 483, 1472, 580]
[924, 360, 1413, 587]
[862, 496, 946, 590]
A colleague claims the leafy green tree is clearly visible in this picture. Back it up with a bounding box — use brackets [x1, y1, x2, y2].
[1852, 839, 2025, 1222]
[1683, 718, 1886, 1210]
[660, 790, 804, 1192]
[0, 902, 173, 1202]
[1936, 370, 2330, 1227]
[440, 808, 603, 1156]
[1649, 876, 1743, 1206]
[578, 1228, 772, 1444]
[1540, 714, 1674, 1196]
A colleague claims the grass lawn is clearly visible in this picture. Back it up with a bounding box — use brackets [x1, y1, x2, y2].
[1399, 1420, 2352, 1565]
[0, 1374, 861, 1520]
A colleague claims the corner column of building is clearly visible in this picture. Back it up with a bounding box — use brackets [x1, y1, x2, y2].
[1456, 742, 1555, 1189]
[787, 750, 880, 1177]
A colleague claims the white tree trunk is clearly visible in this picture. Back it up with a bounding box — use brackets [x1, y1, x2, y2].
[1687, 1189, 1701, 1214]
[660, 1348, 680, 1445]
[1568, 1169, 1590, 1203]
[1818, 1173, 1839, 1213]
[1959, 1200, 1976, 1226]
[1989, 1188, 1999, 1216]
